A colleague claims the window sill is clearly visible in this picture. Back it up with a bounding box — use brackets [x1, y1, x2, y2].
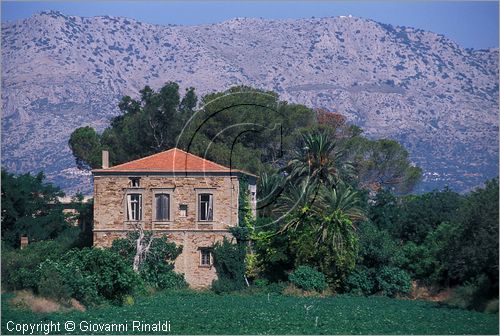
[198, 265, 212, 268]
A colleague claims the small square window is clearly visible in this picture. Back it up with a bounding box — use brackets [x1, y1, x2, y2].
[179, 204, 187, 217]
[130, 177, 140, 187]
[200, 249, 212, 266]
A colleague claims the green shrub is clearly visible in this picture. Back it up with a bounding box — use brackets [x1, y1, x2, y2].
[1, 240, 68, 291]
[110, 233, 184, 289]
[253, 279, 269, 288]
[344, 267, 375, 295]
[211, 238, 246, 293]
[266, 281, 288, 294]
[358, 222, 404, 269]
[212, 277, 242, 294]
[38, 248, 141, 306]
[375, 266, 411, 297]
[122, 295, 135, 306]
[289, 266, 327, 292]
[157, 271, 188, 290]
[37, 265, 73, 303]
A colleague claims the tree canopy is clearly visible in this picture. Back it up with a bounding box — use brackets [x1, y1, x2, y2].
[1, 170, 70, 247]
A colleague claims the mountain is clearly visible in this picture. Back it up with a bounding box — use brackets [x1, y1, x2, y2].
[2, 11, 498, 194]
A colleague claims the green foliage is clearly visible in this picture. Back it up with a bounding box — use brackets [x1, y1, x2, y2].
[438, 179, 499, 287]
[238, 175, 253, 227]
[341, 137, 422, 194]
[69, 85, 316, 176]
[68, 82, 195, 169]
[156, 271, 188, 290]
[1, 170, 70, 248]
[38, 248, 140, 306]
[256, 171, 286, 217]
[284, 130, 351, 187]
[253, 278, 269, 288]
[252, 217, 295, 282]
[357, 221, 404, 269]
[375, 266, 412, 297]
[110, 233, 185, 289]
[2, 291, 498, 335]
[1, 240, 69, 291]
[344, 266, 376, 295]
[211, 238, 246, 293]
[288, 266, 327, 292]
[279, 182, 363, 288]
[37, 262, 73, 303]
[446, 274, 495, 312]
[68, 126, 102, 170]
[392, 187, 463, 243]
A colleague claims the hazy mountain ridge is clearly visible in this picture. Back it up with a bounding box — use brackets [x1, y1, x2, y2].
[2, 11, 498, 194]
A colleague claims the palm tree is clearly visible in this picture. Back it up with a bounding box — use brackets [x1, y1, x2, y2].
[256, 172, 286, 218]
[313, 183, 365, 249]
[284, 131, 352, 188]
[275, 181, 318, 232]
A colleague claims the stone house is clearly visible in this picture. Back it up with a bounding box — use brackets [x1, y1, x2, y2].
[92, 148, 256, 288]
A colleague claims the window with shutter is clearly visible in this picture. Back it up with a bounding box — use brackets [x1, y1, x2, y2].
[155, 193, 170, 221]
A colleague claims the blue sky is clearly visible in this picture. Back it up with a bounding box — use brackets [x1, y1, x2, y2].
[2, 1, 498, 49]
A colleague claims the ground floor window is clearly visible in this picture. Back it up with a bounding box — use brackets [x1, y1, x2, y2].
[200, 248, 212, 266]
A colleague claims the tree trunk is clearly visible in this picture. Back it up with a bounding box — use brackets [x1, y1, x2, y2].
[132, 223, 154, 273]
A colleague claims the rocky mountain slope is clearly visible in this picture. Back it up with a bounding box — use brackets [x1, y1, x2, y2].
[2, 11, 498, 194]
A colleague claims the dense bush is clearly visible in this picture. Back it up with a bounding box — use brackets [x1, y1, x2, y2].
[357, 221, 404, 268]
[38, 248, 140, 305]
[1, 240, 68, 291]
[289, 266, 327, 292]
[211, 238, 246, 293]
[110, 232, 186, 290]
[446, 274, 496, 312]
[344, 266, 375, 295]
[375, 266, 412, 297]
[157, 271, 187, 290]
[37, 263, 74, 303]
[344, 266, 411, 297]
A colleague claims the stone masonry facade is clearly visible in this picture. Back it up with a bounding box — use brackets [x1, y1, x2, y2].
[93, 173, 243, 288]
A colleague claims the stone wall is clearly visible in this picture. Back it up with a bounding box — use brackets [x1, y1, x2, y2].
[93, 173, 241, 288]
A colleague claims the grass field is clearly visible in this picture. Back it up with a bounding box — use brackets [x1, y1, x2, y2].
[2, 290, 498, 335]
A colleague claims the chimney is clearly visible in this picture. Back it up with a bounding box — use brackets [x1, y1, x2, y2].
[102, 150, 109, 169]
[20, 236, 28, 249]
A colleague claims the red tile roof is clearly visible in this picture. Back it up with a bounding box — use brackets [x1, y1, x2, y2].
[93, 148, 253, 175]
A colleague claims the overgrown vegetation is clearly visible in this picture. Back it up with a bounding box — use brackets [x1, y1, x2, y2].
[211, 238, 247, 294]
[111, 232, 187, 290]
[3, 83, 498, 320]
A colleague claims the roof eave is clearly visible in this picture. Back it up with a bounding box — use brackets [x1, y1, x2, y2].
[92, 169, 257, 178]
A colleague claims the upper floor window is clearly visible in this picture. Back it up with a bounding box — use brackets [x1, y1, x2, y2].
[198, 193, 213, 221]
[127, 193, 142, 221]
[155, 193, 170, 221]
[179, 204, 188, 217]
